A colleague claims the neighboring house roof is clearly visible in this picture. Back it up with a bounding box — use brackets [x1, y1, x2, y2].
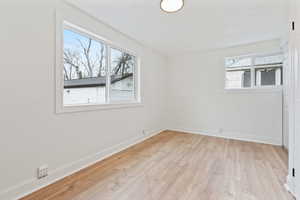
[64, 73, 133, 88]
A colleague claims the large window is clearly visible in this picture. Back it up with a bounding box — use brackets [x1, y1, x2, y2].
[59, 23, 139, 111]
[225, 53, 283, 89]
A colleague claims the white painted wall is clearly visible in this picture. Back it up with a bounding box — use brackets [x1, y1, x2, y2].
[0, 1, 286, 199]
[166, 40, 283, 145]
[0, 1, 167, 199]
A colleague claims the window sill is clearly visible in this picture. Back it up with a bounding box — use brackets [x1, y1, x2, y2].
[56, 102, 144, 114]
[224, 86, 283, 94]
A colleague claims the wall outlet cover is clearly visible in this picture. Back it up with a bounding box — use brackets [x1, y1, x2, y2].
[37, 165, 48, 179]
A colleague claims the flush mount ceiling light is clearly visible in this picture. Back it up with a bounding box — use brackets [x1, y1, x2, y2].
[160, 0, 184, 13]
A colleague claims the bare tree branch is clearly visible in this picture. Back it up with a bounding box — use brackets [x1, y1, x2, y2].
[64, 67, 69, 80]
[77, 38, 93, 77]
[98, 45, 105, 77]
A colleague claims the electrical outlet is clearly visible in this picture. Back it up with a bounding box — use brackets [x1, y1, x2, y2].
[37, 165, 48, 179]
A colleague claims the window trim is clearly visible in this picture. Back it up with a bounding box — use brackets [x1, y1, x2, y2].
[56, 18, 142, 113]
[224, 52, 284, 91]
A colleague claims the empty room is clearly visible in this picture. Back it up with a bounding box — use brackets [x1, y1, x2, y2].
[1, 0, 300, 199]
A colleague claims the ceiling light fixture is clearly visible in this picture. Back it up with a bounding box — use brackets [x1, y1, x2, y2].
[160, 0, 184, 13]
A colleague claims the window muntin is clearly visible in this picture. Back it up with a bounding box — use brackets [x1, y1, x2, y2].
[62, 24, 139, 107]
[225, 53, 283, 89]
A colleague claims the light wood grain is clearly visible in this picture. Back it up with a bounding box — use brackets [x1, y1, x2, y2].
[20, 131, 294, 200]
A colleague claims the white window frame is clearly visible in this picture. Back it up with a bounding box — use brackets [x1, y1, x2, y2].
[56, 20, 142, 113]
[224, 52, 284, 92]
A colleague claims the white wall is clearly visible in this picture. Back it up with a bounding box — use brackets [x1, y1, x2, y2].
[166, 40, 283, 145]
[0, 1, 286, 199]
[0, 1, 167, 199]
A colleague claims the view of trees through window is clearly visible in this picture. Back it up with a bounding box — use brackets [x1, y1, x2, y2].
[63, 29, 106, 80]
[63, 28, 136, 105]
[110, 48, 135, 101]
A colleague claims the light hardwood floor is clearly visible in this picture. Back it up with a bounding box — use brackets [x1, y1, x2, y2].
[21, 131, 294, 200]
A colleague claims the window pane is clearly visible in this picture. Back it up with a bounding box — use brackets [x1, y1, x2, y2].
[226, 69, 251, 89]
[110, 48, 135, 101]
[225, 57, 252, 68]
[255, 67, 282, 86]
[63, 29, 106, 105]
[254, 54, 284, 66]
[254, 54, 283, 86]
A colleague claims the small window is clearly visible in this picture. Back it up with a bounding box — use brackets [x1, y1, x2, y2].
[58, 22, 140, 111]
[110, 48, 136, 102]
[225, 53, 283, 90]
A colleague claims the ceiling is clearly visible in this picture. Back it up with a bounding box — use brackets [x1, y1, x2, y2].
[66, 0, 288, 56]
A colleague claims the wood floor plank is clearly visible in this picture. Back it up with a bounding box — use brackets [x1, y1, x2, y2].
[20, 131, 294, 200]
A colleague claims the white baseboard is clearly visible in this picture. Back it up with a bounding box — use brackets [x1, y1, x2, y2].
[168, 128, 282, 146]
[0, 129, 165, 200]
[285, 175, 298, 199]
